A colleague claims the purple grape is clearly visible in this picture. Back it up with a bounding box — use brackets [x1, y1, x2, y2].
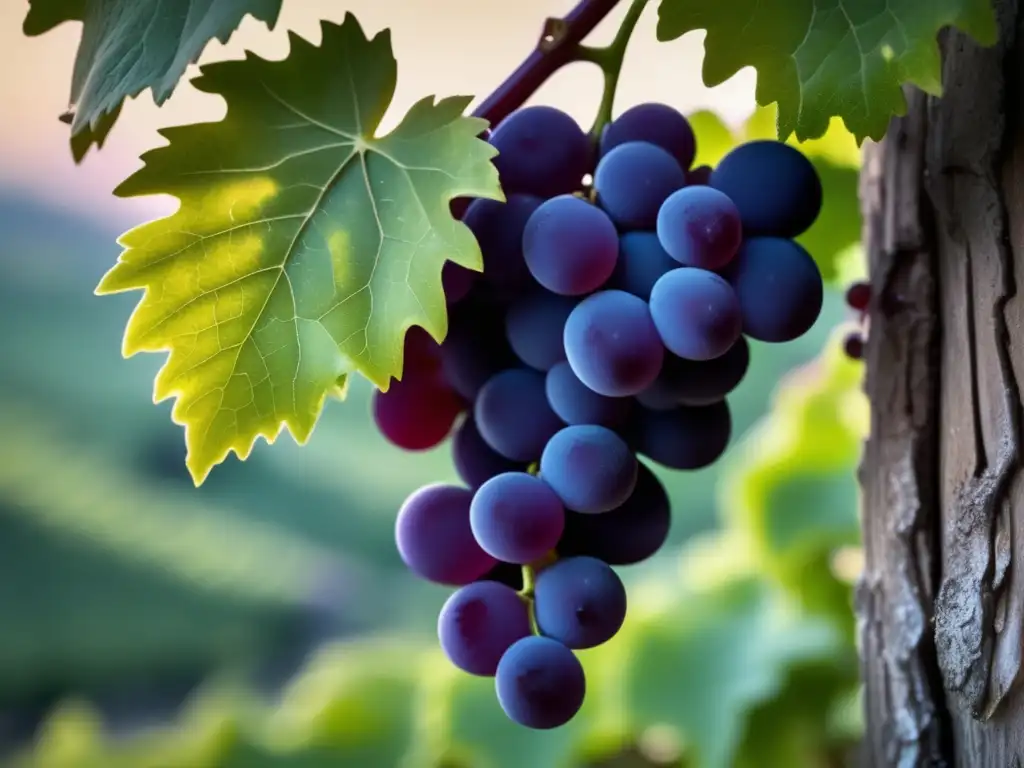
[463, 195, 543, 295]
[721, 237, 823, 342]
[470, 472, 565, 564]
[558, 462, 671, 565]
[439, 581, 531, 676]
[443, 262, 477, 304]
[452, 415, 523, 489]
[522, 196, 619, 296]
[600, 103, 696, 171]
[656, 186, 743, 270]
[475, 368, 565, 461]
[648, 268, 743, 361]
[441, 299, 517, 399]
[373, 369, 464, 451]
[395, 484, 496, 585]
[401, 325, 443, 375]
[545, 362, 631, 428]
[505, 289, 578, 371]
[609, 231, 678, 301]
[637, 337, 750, 409]
[495, 636, 586, 729]
[563, 290, 664, 397]
[533, 556, 627, 649]
[633, 401, 732, 470]
[710, 140, 822, 237]
[539, 425, 638, 514]
[593, 142, 686, 230]
[489, 106, 592, 198]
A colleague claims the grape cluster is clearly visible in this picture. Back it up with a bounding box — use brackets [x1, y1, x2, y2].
[375, 102, 825, 730]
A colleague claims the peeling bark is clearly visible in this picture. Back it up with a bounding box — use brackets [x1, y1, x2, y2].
[859, 0, 1024, 764]
[856, 88, 947, 768]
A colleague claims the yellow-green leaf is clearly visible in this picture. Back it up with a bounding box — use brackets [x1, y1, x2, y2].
[96, 14, 502, 484]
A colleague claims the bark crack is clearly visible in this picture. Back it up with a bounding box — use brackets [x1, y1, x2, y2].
[856, 91, 950, 767]
[930, 0, 1023, 722]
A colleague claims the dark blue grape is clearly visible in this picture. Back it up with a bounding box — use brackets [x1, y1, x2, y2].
[656, 186, 743, 270]
[533, 556, 627, 649]
[648, 268, 742, 361]
[438, 581, 531, 676]
[600, 102, 696, 171]
[495, 636, 586, 729]
[687, 165, 712, 186]
[475, 369, 565, 462]
[395, 484, 496, 585]
[710, 140, 822, 237]
[558, 462, 671, 565]
[522, 196, 619, 296]
[637, 337, 750, 409]
[545, 362, 631, 428]
[633, 401, 731, 470]
[441, 299, 517, 399]
[463, 195, 543, 296]
[470, 472, 565, 564]
[489, 106, 592, 198]
[452, 415, 523, 489]
[594, 142, 686, 230]
[539, 425, 637, 514]
[721, 237, 823, 342]
[609, 231, 677, 301]
[563, 290, 664, 397]
[505, 289, 578, 371]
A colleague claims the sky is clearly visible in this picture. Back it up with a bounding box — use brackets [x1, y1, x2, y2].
[0, 0, 757, 232]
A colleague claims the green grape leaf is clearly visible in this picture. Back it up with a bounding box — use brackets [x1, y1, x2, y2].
[96, 14, 502, 485]
[23, 0, 283, 160]
[657, 0, 997, 142]
[623, 576, 842, 768]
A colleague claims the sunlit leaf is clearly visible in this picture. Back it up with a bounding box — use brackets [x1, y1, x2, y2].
[96, 14, 502, 484]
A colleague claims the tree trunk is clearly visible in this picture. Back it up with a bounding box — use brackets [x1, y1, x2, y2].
[856, 0, 1024, 765]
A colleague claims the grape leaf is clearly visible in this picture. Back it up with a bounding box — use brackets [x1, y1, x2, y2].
[96, 14, 502, 485]
[657, 0, 997, 142]
[22, 0, 283, 160]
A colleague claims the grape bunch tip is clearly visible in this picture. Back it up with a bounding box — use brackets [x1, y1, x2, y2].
[376, 101, 825, 730]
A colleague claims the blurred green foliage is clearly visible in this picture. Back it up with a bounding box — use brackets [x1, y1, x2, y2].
[9, 324, 866, 768]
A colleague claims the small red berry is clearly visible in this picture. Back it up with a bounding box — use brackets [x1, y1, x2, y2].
[846, 281, 871, 312]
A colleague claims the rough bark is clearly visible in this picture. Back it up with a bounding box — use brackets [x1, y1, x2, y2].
[857, 0, 1024, 765]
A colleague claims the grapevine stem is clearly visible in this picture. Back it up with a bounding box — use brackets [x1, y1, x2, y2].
[585, 0, 650, 138]
[470, 0, 625, 126]
[467, 0, 650, 150]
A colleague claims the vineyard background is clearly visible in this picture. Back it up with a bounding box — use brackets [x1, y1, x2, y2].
[0, 1, 870, 765]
